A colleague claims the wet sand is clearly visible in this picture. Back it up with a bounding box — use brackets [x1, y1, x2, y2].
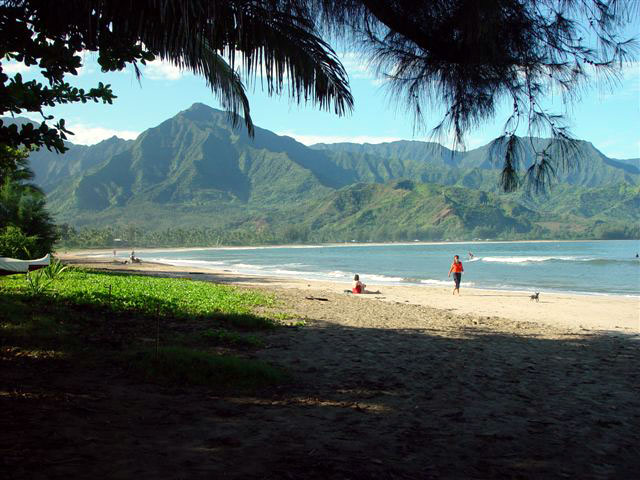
[59, 252, 639, 334]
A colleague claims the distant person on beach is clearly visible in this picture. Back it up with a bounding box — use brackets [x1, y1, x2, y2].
[352, 274, 365, 294]
[448, 255, 464, 295]
[468, 251, 474, 259]
[351, 274, 381, 294]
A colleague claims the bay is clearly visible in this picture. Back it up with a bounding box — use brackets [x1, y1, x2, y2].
[134, 240, 640, 296]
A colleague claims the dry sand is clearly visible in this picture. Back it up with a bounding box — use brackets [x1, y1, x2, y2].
[59, 251, 639, 334]
[2, 252, 639, 478]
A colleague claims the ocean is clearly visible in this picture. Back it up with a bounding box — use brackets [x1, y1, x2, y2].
[118, 240, 639, 296]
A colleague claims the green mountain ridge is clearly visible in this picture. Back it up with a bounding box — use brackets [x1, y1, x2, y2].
[1, 117, 133, 191]
[9, 103, 639, 243]
[313, 138, 640, 188]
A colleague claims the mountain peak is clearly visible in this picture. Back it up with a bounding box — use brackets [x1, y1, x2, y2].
[178, 103, 232, 124]
[187, 102, 215, 112]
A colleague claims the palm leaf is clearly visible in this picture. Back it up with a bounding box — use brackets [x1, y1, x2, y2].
[15, 1, 353, 135]
[88, 1, 353, 132]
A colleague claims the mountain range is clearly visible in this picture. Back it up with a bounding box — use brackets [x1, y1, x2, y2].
[7, 103, 639, 243]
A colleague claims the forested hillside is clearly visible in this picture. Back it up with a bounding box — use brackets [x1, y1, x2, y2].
[9, 103, 638, 246]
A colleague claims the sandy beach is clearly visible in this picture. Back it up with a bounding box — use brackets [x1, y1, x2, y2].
[2, 251, 639, 478]
[59, 251, 639, 334]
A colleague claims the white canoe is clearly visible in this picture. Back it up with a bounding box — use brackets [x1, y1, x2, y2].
[0, 254, 50, 274]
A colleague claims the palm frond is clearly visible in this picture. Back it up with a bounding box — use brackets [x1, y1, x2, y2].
[185, 43, 253, 135]
[99, 1, 353, 127]
[17, 0, 353, 135]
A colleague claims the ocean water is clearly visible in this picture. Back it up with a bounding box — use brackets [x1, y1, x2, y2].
[118, 240, 639, 296]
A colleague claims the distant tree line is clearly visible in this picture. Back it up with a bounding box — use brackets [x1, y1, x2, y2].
[55, 221, 639, 250]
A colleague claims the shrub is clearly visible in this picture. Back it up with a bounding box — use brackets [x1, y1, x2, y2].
[0, 225, 38, 259]
[41, 257, 69, 280]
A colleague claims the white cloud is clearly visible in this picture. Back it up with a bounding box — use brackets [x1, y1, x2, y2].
[621, 61, 640, 94]
[337, 51, 388, 87]
[65, 124, 140, 145]
[618, 61, 639, 80]
[17, 112, 43, 122]
[339, 52, 374, 79]
[76, 64, 95, 76]
[3, 61, 31, 74]
[143, 59, 184, 81]
[277, 131, 403, 145]
[371, 77, 390, 87]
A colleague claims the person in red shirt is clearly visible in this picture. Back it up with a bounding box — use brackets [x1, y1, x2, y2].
[448, 255, 464, 295]
[351, 274, 381, 294]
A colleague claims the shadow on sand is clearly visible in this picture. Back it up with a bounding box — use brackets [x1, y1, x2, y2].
[1, 291, 638, 479]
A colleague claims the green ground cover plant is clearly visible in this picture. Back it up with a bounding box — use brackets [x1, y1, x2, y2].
[2, 269, 278, 328]
[0, 269, 286, 389]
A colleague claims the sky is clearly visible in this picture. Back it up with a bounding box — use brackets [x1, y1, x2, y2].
[5, 48, 640, 160]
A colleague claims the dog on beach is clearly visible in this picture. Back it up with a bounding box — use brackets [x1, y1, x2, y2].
[530, 292, 540, 302]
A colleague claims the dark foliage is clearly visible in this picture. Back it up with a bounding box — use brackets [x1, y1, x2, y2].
[0, 145, 57, 257]
[0, 0, 353, 152]
[0, 1, 636, 192]
[306, 0, 638, 190]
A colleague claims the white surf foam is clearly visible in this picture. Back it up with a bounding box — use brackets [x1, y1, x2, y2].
[327, 270, 349, 278]
[149, 258, 226, 268]
[419, 279, 477, 287]
[481, 255, 583, 264]
[363, 273, 405, 283]
[232, 263, 265, 269]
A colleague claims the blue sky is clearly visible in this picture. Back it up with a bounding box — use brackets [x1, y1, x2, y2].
[5, 50, 639, 159]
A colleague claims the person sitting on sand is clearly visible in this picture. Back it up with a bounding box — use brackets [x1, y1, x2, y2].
[352, 274, 365, 294]
[351, 274, 381, 294]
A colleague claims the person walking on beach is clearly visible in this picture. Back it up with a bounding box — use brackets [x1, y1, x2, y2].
[448, 255, 464, 295]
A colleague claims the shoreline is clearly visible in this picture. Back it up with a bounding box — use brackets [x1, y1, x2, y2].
[61, 247, 640, 299]
[60, 237, 640, 254]
[7, 256, 639, 479]
[58, 253, 640, 335]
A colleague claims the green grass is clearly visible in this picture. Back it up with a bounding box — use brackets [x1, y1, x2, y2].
[1, 269, 278, 329]
[2, 314, 67, 342]
[0, 269, 288, 390]
[270, 312, 307, 327]
[0, 291, 78, 350]
[130, 346, 285, 388]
